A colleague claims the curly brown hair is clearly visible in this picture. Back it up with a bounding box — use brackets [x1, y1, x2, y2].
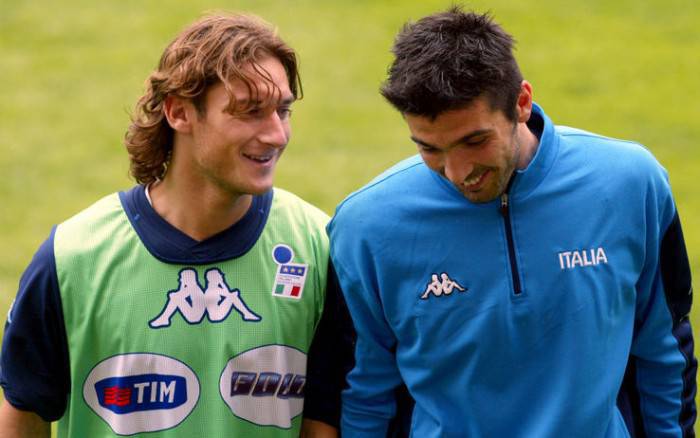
[125, 13, 302, 184]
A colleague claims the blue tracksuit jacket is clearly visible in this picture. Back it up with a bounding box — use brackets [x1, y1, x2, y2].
[327, 104, 696, 437]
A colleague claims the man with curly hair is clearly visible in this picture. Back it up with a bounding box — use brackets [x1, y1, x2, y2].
[0, 13, 341, 437]
[329, 7, 696, 437]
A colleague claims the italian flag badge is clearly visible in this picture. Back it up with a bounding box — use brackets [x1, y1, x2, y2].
[271, 244, 308, 300]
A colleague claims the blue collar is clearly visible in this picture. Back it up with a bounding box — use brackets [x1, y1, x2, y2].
[509, 102, 559, 200]
[119, 185, 272, 264]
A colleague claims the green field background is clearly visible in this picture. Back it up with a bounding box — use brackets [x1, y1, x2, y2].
[1, 0, 698, 432]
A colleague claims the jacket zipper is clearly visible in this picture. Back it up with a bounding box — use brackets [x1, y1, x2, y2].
[500, 192, 522, 295]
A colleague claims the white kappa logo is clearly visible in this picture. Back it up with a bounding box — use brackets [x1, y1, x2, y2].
[420, 273, 467, 300]
[149, 268, 261, 328]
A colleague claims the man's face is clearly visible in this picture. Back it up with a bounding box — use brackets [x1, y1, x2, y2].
[405, 97, 522, 203]
[185, 56, 293, 197]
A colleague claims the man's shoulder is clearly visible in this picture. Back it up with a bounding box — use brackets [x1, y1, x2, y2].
[557, 125, 657, 161]
[271, 187, 330, 228]
[53, 191, 131, 257]
[58, 191, 124, 231]
[333, 155, 427, 216]
[555, 125, 666, 178]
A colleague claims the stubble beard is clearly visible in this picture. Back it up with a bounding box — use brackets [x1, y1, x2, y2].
[464, 134, 521, 204]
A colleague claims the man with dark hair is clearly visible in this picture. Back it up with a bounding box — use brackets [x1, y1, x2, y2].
[0, 13, 339, 437]
[328, 7, 696, 437]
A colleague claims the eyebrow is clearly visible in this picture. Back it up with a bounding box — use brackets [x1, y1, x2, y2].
[411, 129, 493, 150]
[279, 96, 295, 106]
[232, 95, 296, 108]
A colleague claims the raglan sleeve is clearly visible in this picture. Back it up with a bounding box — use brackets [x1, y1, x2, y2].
[625, 167, 697, 436]
[327, 214, 405, 437]
[0, 227, 71, 422]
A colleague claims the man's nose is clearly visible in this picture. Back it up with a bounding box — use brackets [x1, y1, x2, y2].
[258, 111, 289, 147]
[443, 149, 474, 186]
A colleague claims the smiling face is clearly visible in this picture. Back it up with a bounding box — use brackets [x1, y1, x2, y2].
[405, 86, 535, 204]
[174, 56, 294, 197]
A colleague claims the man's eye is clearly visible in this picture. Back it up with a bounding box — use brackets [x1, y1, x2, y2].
[465, 138, 487, 147]
[277, 107, 292, 119]
[418, 144, 438, 154]
[233, 106, 266, 119]
[246, 108, 264, 118]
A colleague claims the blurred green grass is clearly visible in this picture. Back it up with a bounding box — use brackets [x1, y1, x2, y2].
[1, 0, 698, 433]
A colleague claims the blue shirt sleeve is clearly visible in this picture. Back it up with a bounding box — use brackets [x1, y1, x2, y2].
[621, 169, 697, 437]
[0, 227, 70, 422]
[303, 261, 355, 427]
[327, 213, 409, 437]
[304, 261, 415, 435]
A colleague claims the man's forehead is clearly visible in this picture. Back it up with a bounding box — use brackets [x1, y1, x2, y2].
[220, 80, 293, 110]
[407, 99, 505, 129]
[225, 65, 291, 99]
[404, 99, 508, 150]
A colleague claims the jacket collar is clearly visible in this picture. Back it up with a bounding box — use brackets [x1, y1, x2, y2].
[509, 102, 559, 200]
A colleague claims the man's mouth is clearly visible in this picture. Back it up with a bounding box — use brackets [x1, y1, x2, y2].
[243, 152, 274, 163]
[462, 170, 489, 190]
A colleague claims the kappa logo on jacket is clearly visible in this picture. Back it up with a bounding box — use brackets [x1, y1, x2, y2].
[420, 273, 467, 300]
[149, 268, 261, 328]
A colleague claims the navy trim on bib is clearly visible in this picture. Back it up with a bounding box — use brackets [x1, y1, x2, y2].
[119, 185, 273, 264]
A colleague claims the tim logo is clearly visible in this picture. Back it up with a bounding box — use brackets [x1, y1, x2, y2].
[420, 273, 467, 300]
[149, 268, 261, 328]
[95, 374, 186, 414]
[219, 345, 307, 428]
[83, 353, 200, 435]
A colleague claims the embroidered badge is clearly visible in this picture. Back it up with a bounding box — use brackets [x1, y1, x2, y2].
[271, 244, 308, 300]
[557, 247, 608, 270]
[420, 272, 467, 300]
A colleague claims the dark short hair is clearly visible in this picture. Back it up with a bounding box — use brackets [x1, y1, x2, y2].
[381, 7, 522, 121]
[125, 13, 302, 184]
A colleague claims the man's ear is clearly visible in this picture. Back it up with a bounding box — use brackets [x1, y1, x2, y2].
[163, 95, 194, 134]
[516, 80, 534, 123]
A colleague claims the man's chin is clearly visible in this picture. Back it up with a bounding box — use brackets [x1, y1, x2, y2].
[462, 189, 498, 204]
[245, 182, 274, 196]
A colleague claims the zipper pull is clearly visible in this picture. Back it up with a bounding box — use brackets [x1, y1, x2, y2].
[500, 193, 509, 216]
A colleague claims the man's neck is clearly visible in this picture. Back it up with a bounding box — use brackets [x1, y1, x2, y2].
[148, 177, 253, 242]
[516, 121, 540, 170]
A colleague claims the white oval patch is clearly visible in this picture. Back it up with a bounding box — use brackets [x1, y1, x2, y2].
[83, 353, 200, 435]
[219, 344, 306, 428]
